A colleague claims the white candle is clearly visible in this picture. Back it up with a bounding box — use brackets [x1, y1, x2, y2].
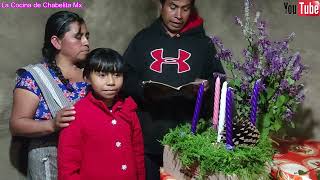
[217, 81, 228, 143]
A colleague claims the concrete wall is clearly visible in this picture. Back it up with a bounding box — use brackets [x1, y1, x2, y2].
[0, 0, 319, 178]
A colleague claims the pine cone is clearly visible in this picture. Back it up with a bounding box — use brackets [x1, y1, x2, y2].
[221, 120, 260, 146]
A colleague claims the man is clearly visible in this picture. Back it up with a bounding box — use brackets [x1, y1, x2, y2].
[123, 0, 225, 179]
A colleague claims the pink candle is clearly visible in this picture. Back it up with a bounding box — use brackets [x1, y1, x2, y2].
[212, 76, 221, 129]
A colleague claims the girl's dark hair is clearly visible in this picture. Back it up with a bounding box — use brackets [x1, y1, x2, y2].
[83, 48, 125, 79]
[42, 11, 84, 91]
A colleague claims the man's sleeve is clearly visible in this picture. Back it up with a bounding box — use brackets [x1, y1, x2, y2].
[131, 112, 145, 180]
[122, 38, 145, 105]
[201, 40, 225, 80]
[58, 112, 82, 180]
[200, 40, 226, 119]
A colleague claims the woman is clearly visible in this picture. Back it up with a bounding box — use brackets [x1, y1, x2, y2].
[10, 11, 90, 179]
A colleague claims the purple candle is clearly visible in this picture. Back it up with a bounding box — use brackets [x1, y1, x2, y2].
[226, 87, 234, 147]
[191, 83, 205, 134]
[250, 79, 261, 126]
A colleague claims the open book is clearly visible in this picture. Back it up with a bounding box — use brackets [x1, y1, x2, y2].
[142, 80, 202, 100]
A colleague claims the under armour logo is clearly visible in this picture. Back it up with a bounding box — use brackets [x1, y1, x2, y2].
[150, 49, 191, 73]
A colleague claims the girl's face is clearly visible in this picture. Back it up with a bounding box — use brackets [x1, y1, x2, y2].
[88, 71, 124, 106]
[57, 22, 90, 62]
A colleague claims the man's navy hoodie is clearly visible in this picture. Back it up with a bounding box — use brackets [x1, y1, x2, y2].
[123, 14, 225, 155]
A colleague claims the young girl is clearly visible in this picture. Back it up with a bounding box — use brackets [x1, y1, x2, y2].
[58, 48, 145, 180]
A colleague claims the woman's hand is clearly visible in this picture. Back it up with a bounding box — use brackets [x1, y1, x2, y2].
[53, 106, 76, 131]
[10, 89, 76, 137]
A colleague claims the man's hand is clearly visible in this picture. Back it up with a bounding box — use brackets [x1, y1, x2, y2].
[194, 78, 209, 93]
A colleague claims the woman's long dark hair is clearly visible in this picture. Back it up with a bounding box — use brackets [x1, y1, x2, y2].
[42, 11, 84, 91]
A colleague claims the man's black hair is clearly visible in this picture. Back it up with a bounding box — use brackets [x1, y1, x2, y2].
[159, 0, 195, 6]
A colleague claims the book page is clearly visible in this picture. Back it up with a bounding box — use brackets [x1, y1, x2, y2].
[142, 80, 201, 101]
